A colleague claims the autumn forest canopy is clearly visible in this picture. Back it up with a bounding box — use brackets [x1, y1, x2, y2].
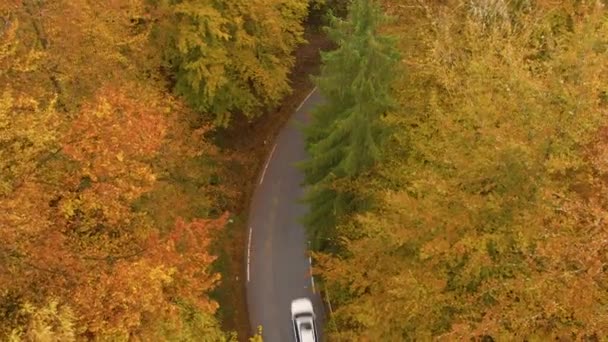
[307, 0, 608, 340]
[0, 0, 307, 339]
[1, 0, 608, 340]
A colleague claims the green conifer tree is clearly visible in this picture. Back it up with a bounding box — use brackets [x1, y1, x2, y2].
[301, 0, 400, 252]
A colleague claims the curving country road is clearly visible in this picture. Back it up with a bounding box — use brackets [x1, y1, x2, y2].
[246, 88, 326, 341]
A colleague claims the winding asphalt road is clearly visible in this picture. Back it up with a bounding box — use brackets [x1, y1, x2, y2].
[246, 88, 326, 341]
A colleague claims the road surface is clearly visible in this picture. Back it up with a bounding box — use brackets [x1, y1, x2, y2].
[246, 88, 326, 341]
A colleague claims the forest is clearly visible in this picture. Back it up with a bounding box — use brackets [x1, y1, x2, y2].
[307, 0, 608, 340]
[1, 0, 607, 341]
[0, 0, 307, 340]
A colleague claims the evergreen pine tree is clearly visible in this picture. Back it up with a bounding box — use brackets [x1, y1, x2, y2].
[301, 0, 399, 252]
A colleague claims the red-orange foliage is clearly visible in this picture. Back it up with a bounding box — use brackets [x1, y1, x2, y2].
[53, 85, 166, 266]
[1, 79, 228, 338]
[68, 214, 227, 338]
[1, 1, 230, 339]
[147, 213, 228, 313]
[62, 84, 166, 201]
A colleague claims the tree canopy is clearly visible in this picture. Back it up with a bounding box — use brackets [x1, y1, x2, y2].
[315, 0, 608, 339]
[301, 0, 399, 252]
[0, 0, 306, 338]
[155, 0, 309, 126]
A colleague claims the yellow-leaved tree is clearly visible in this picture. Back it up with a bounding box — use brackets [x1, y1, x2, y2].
[153, 0, 308, 126]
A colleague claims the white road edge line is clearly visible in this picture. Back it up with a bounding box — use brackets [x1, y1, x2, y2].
[258, 87, 316, 185]
[259, 144, 277, 185]
[309, 255, 316, 293]
[296, 87, 317, 112]
[247, 226, 253, 282]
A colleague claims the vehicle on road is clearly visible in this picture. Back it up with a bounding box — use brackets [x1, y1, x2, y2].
[290, 298, 319, 342]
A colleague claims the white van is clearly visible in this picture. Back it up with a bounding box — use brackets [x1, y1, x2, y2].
[290, 298, 319, 342]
